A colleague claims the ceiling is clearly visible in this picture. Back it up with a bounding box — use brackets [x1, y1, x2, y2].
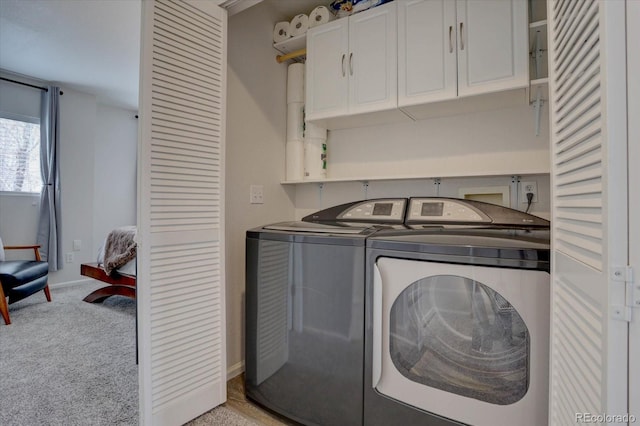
[0, 0, 141, 110]
[0, 0, 324, 111]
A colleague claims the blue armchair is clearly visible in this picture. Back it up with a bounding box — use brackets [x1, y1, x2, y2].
[0, 239, 51, 325]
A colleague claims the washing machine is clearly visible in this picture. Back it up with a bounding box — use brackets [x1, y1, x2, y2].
[245, 198, 408, 426]
[364, 197, 551, 426]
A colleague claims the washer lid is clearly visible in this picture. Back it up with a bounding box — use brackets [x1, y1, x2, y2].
[264, 221, 372, 234]
[302, 198, 407, 224]
[406, 197, 550, 228]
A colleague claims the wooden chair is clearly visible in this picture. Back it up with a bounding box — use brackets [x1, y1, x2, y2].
[0, 241, 51, 325]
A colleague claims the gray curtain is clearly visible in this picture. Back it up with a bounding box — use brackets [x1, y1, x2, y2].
[37, 86, 62, 271]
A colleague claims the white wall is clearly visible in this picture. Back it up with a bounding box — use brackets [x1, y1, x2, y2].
[294, 174, 551, 220]
[0, 78, 137, 285]
[225, 2, 296, 375]
[325, 104, 550, 179]
[93, 104, 137, 255]
[51, 87, 97, 284]
[295, 103, 551, 219]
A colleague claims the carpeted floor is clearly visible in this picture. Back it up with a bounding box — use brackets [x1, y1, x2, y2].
[0, 283, 259, 426]
[0, 283, 138, 426]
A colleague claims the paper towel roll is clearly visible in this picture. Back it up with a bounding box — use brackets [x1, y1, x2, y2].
[289, 14, 309, 37]
[287, 63, 305, 104]
[273, 21, 290, 43]
[287, 102, 305, 141]
[286, 139, 305, 181]
[304, 137, 327, 179]
[304, 121, 327, 139]
[309, 6, 333, 28]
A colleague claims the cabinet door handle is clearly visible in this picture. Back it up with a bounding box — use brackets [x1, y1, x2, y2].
[342, 53, 346, 77]
[449, 25, 453, 53]
[459, 22, 465, 50]
[349, 52, 354, 76]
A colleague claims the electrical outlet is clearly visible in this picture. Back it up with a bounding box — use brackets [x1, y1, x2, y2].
[250, 185, 264, 204]
[65, 252, 74, 263]
[520, 181, 538, 203]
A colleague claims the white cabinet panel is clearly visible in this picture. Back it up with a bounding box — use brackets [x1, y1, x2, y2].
[305, 19, 349, 118]
[457, 0, 528, 97]
[348, 3, 397, 114]
[399, 0, 527, 108]
[306, 2, 396, 121]
[398, 0, 457, 106]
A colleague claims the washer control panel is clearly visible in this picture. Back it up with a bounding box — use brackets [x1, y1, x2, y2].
[407, 198, 490, 223]
[337, 199, 406, 222]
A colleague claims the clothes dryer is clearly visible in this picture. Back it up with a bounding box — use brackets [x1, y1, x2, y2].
[364, 197, 550, 426]
[245, 198, 407, 426]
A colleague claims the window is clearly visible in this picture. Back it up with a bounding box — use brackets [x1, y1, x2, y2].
[0, 115, 42, 193]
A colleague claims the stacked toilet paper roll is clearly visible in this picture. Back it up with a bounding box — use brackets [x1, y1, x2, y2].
[304, 121, 328, 179]
[309, 6, 333, 28]
[286, 63, 305, 181]
[289, 14, 309, 37]
[273, 21, 290, 43]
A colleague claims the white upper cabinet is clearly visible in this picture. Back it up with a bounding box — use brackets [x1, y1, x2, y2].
[457, 0, 528, 96]
[398, 0, 457, 106]
[306, 19, 349, 119]
[398, 0, 527, 107]
[306, 2, 397, 121]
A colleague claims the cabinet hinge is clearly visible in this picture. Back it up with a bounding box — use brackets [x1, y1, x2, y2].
[611, 266, 635, 322]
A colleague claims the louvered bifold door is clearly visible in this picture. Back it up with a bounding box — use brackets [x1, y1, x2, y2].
[138, 1, 227, 425]
[548, 1, 628, 425]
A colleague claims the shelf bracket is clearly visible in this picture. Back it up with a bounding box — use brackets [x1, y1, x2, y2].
[532, 86, 544, 137]
[433, 178, 441, 196]
[317, 183, 324, 209]
[511, 175, 521, 210]
[362, 181, 370, 200]
[530, 29, 546, 80]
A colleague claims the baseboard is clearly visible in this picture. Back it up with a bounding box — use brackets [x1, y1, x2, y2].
[50, 278, 94, 289]
[227, 361, 245, 380]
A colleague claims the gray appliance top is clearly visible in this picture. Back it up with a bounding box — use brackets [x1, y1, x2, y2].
[405, 197, 550, 228]
[264, 221, 372, 234]
[302, 198, 408, 224]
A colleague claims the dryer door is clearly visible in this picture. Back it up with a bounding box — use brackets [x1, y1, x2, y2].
[372, 257, 549, 426]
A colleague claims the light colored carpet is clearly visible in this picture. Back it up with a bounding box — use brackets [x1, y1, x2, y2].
[0, 282, 257, 426]
[0, 282, 138, 426]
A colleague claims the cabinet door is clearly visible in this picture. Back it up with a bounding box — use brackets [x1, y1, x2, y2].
[398, 0, 457, 106]
[305, 19, 349, 120]
[456, 0, 527, 97]
[348, 2, 397, 115]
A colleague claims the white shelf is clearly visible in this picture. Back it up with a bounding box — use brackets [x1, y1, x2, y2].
[529, 19, 547, 30]
[531, 77, 548, 86]
[273, 33, 306, 55]
[281, 169, 551, 185]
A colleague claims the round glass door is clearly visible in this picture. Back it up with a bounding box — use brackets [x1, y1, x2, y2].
[389, 275, 530, 405]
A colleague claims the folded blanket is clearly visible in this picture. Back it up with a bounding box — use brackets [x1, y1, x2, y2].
[103, 226, 137, 276]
